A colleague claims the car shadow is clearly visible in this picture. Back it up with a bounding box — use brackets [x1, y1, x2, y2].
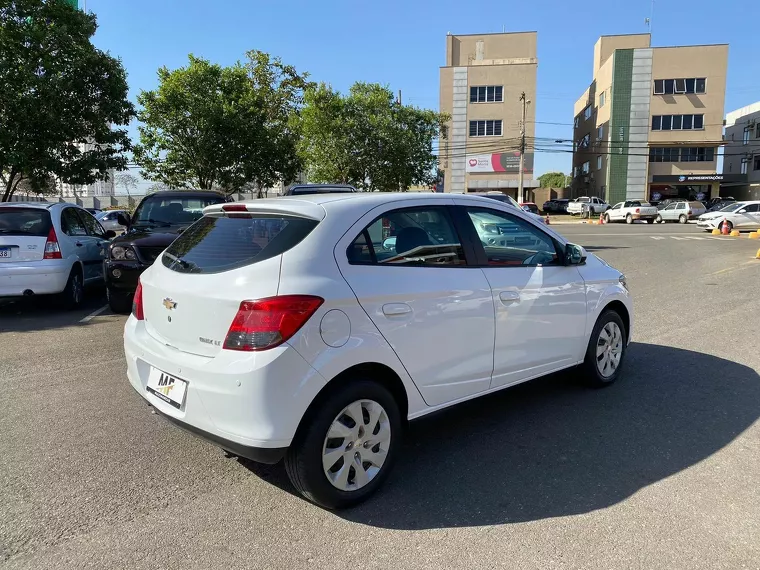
[244, 343, 760, 528]
[0, 288, 110, 333]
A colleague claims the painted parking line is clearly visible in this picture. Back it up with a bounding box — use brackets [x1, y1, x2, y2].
[79, 304, 109, 323]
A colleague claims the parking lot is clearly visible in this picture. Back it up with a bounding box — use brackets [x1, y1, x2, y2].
[1, 222, 759, 570]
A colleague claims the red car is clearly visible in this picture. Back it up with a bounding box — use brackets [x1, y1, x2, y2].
[520, 202, 539, 215]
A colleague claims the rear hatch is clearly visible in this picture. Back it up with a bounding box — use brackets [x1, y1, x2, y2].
[0, 207, 52, 262]
[140, 209, 320, 357]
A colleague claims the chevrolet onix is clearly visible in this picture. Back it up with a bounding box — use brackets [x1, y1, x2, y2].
[124, 193, 632, 509]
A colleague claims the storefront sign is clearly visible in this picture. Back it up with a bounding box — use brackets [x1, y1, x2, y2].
[466, 152, 534, 173]
[651, 174, 746, 183]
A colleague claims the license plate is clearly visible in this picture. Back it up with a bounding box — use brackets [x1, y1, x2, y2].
[0, 247, 10, 258]
[146, 367, 188, 409]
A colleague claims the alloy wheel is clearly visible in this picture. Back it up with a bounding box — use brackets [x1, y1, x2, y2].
[596, 322, 623, 378]
[322, 399, 391, 492]
[72, 274, 83, 305]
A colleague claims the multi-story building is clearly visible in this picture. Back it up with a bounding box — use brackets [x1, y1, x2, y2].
[722, 102, 760, 201]
[439, 31, 539, 199]
[572, 34, 728, 205]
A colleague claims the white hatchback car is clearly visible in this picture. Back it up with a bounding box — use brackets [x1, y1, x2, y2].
[696, 201, 760, 232]
[0, 202, 114, 307]
[124, 193, 632, 508]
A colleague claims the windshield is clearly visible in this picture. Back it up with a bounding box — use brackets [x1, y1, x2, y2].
[131, 195, 225, 227]
[0, 207, 52, 236]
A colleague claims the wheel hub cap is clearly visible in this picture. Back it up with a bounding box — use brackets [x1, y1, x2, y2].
[596, 322, 623, 378]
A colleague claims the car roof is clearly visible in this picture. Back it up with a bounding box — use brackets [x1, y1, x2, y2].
[0, 201, 54, 209]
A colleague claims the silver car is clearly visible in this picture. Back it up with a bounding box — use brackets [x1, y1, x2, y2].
[95, 210, 128, 234]
[656, 200, 705, 224]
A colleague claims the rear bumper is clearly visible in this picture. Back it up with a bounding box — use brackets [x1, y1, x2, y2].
[123, 316, 327, 456]
[0, 260, 70, 297]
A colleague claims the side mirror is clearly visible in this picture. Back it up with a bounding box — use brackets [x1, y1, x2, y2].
[116, 213, 130, 227]
[565, 243, 587, 265]
[737, 209, 747, 214]
[382, 236, 396, 251]
[105, 230, 116, 239]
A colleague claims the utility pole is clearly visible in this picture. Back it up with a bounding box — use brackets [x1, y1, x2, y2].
[397, 89, 402, 106]
[518, 93, 525, 204]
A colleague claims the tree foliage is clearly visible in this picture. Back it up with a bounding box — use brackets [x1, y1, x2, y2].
[0, 0, 135, 201]
[298, 82, 447, 191]
[538, 171, 569, 189]
[133, 51, 309, 195]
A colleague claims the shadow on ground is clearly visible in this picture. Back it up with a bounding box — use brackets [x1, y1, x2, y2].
[0, 288, 108, 333]
[247, 342, 760, 529]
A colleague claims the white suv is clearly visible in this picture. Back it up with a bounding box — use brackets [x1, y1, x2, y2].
[124, 193, 632, 508]
[0, 202, 114, 308]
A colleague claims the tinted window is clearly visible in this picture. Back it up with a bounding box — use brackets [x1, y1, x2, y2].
[0, 207, 52, 236]
[61, 208, 88, 236]
[466, 208, 559, 266]
[76, 209, 106, 238]
[742, 204, 760, 213]
[132, 195, 225, 227]
[162, 215, 317, 274]
[347, 207, 465, 266]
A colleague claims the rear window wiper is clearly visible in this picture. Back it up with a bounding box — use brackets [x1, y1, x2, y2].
[163, 252, 198, 271]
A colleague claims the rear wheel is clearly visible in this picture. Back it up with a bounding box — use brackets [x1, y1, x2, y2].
[583, 310, 627, 387]
[60, 267, 84, 310]
[656, 214, 663, 224]
[107, 287, 132, 314]
[679, 214, 688, 224]
[646, 218, 654, 224]
[285, 380, 402, 509]
[625, 214, 633, 224]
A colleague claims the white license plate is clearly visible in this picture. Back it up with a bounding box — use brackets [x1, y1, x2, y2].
[0, 248, 11, 258]
[146, 367, 188, 409]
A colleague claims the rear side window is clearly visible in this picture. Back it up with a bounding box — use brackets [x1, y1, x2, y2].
[162, 214, 318, 274]
[0, 207, 52, 236]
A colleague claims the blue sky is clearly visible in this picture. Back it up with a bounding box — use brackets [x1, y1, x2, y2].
[86, 0, 759, 187]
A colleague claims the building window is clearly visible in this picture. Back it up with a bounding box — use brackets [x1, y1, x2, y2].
[470, 86, 504, 103]
[469, 120, 502, 137]
[756, 123, 760, 138]
[653, 77, 706, 95]
[741, 159, 749, 175]
[597, 155, 603, 170]
[597, 125, 604, 140]
[651, 114, 704, 131]
[754, 155, 760, 171]
[573, 166, 580, 177]
[578, 133, 590, 149]
[743, 127, 751, 145]
[583, 106, 592, 121]
[649, 147, 716, 163]
[582, 161, 590, 174]
[599, 91, 606, 107]
[574, 115, 579, 128]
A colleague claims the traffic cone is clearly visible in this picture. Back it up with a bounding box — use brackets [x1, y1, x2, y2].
[545, 214, 550, 225]
[721, 218, 730, 235]
[599, 213, 605, 225]
[756, 248, 760, 260]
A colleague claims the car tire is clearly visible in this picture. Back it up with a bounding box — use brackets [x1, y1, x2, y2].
[646, 219, 654, 224]
[656, 214, 663, 224]
[582, 309, 627, 388]
[679, 214, 688, 224]
[60, 267, 84, 310]
[625, 214, 633, 224]
[107, 287, 132, 314]
[604, 214, 611, 224]
[285, 379, 402, 510]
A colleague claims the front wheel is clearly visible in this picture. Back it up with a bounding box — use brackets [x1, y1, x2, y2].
[604, 214, 611, 224]
[285, 380, 402, 509]
[625, 214, 633, 224]
[656, 214, 663, 224]
[583, 310, 627, 387]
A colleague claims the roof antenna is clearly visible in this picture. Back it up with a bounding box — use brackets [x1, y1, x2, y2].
[645, 0, 654, 35]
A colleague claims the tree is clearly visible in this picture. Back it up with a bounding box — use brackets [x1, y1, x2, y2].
[298, 82, 447, 191]
[115, 172, 138, 196]
[133, 51, 309, 195]
[538, 172, 570, 189]
[0, 0, 135, 201]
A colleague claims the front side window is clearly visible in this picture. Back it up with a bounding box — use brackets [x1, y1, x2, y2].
[347, 206, 465, 267]
[61, 208, 87, 236]
[465, 208, 559, 267]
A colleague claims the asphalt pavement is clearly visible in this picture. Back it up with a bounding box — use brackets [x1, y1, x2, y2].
[1, 223, 759, 570]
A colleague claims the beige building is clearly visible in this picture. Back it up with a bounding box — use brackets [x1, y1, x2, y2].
[439, 32, 539, 199]
[722, 102, 760, 201]
[572, 34, 728, 204]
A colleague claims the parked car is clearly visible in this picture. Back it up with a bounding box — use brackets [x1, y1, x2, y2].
[104, 191, 228, 313]
[520, 202, 539, 215]
[468, 192, 546, 224]
[0, 202, 115, 308]
[283, 184, 358, 196]
[655, 200, 705, 224]
[85, 207, 102, 216]
[696, 201, 760, 232]
[124, 192, 632, 509]
[96, 209, 128, 233]
[567, 196, 609, 217]
[707, 199, 737, 212]
[543, 199, 570, 213]
[603, 201, 658, 224]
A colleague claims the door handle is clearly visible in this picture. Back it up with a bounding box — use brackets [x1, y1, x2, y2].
[75, 242, 84, 247]
[499, 291, 520, 305]
[382, 303, 412, 316]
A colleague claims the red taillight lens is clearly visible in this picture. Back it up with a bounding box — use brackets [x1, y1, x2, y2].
[222, 203, 251, 218]
[43, 227, 62, 259]
[223, 295, 324, 351]
[635, 208, 640, 214]
[688, 210, 692, 215]
[132, 280, 144, 320]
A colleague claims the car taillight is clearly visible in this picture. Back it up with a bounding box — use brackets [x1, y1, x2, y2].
[635, 208, 640, 214]
[222, 203, 250, 218]
[132, 280, 144, 320]
[43, 227, 62, 259]
[223, 295, 324, 352]
[688, 210, 692, 215]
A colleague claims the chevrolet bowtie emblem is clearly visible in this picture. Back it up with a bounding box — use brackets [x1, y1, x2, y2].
[163, 298, 177, 310]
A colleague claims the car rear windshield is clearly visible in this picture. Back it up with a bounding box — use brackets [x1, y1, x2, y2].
[0, 207, 52, 236]
[132, 195, 226, 227]
[161, 214, 318, 274]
